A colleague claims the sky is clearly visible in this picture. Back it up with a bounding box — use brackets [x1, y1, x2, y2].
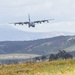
[0, 0, 75, 32]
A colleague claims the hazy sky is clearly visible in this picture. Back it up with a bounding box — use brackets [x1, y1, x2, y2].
[0, 0, 75, 32]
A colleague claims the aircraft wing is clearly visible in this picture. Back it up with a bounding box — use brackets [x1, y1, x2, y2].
[10, 22, 29, 25]
[34, 19, 54, 24]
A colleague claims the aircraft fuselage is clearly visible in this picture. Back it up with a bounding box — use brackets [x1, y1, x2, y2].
[28, 22, 35, 27]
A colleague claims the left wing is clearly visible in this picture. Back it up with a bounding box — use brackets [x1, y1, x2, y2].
[10, 22, 29, 25]
[34, 19, 54, 24]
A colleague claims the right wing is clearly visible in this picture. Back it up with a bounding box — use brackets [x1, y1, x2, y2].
[34, 19, 54, 24]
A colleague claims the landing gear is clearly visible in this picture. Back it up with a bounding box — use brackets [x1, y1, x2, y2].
[28, 25, 35, 28]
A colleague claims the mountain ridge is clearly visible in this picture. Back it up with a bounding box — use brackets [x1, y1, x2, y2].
[0, 35, 75, 57]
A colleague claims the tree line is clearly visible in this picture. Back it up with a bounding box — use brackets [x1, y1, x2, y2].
[34, 50, 73, 62]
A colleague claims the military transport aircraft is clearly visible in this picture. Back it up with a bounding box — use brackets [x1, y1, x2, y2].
[10, 14, 54, 28]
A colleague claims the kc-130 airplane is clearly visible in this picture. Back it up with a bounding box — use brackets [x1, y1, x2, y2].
[10, 14, 54, 28]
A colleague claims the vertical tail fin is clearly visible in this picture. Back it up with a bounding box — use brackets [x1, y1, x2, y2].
[28, 14, 30, 22]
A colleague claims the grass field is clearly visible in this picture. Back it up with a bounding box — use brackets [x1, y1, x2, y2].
[0, 59, 75, 75]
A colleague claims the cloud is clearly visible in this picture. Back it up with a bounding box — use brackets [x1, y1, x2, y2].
[10, 21, 75, 32]
[0, 0, 75, 32]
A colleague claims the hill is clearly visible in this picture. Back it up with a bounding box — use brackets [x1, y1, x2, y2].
[0, 35, 75, 57]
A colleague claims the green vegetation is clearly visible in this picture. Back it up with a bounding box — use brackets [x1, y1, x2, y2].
[0, 59, 75, 75]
